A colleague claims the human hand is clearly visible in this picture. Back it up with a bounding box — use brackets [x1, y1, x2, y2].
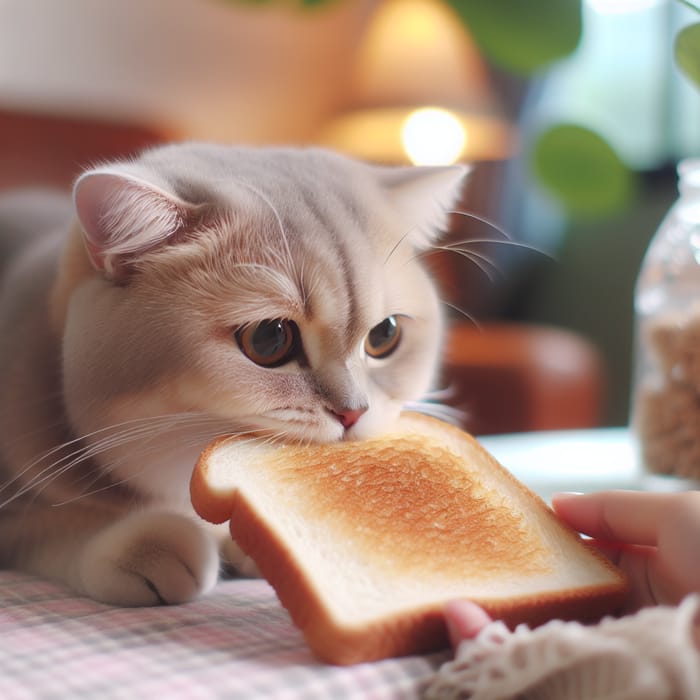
[444, 599, 493, 646]
[444, 489, 700, 646]
[551, 490, 700, 612]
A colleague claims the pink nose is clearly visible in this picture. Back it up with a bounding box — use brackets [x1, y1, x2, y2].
[332, 407, 367, 430]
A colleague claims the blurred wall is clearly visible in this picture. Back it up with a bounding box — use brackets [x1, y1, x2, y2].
[0, 0, 375, 143]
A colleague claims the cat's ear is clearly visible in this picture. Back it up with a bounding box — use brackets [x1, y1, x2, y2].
[73, 168, 192, 279]
[379, 164, 468, 248]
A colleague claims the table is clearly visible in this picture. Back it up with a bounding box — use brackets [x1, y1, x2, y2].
[481, 425, 700, 501]
[479, 426, 641, 502]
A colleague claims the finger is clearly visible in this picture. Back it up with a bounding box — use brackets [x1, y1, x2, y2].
[443, 600, 492, 646]
[552, 490, 679, 546]
[654, 491, 700, 603]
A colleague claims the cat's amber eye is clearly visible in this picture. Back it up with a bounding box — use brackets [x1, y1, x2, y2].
[365, 315, 402, 359]
[235, 319, 300, 368]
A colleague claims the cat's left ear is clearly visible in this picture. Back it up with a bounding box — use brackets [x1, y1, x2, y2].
[73, 167, 194, 279]
[379, 164, 468, 248]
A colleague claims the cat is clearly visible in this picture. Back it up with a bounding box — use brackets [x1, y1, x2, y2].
[0, 142, 465, 606]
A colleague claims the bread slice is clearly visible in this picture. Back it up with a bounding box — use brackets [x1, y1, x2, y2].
[190, 412, 627, 665]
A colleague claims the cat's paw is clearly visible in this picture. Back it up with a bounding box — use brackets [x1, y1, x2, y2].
[220, 535, 260, 578]
[79, 510, 219, 606]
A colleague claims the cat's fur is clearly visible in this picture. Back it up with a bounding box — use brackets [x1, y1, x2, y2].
[0, 143, 465, 605]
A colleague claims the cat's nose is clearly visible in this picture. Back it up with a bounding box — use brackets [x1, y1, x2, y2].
[331, 406, 368, 430]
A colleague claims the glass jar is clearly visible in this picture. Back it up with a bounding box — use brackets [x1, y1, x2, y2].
[632, 159, 700, 485]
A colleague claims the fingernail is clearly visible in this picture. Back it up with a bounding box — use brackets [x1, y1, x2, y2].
[552, 491, 584, 501]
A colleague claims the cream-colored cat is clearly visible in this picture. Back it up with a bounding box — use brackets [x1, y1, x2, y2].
[0, 143, 464, 605]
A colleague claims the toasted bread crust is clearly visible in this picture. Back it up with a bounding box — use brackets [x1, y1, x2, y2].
[228, 492, 627, 664]
[190, 436, 240, 524]
[191, 412, 628, 664]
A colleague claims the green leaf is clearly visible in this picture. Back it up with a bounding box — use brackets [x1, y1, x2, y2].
[675, 23, 700, 89]
[445, 0, 582, 75]
[532, 125, 635, 218]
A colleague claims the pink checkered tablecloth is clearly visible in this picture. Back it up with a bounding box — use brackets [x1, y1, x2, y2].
[0, 571, 449, 699]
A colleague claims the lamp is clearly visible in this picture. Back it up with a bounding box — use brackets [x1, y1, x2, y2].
[316, 0, 515, 165]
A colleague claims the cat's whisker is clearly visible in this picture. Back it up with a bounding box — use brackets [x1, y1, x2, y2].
[385, 207, 515, 270]
[75, 425, 262, 499]
[438, 297, 481, 327]
[0, 416, 73, 457]
[94, 417, 247, 466]
[0, 413, 204, 495]
[48, 477, 134, 508]
[0, 397, 104, 470]
[228, 178, 298, 281]
[417, 236, 549, 287]
[3, 434, 147, 506]
[382, 226, 422, 266]
[1, 448, 99, 509]
[389, 235, 508, 287]
[56, 423, 237, 506]
[419, 386, 459, 403]
[22, 437, 197, 507]
[0, 433, 94, 498]
[0, 413, 222, 507]
[427, 245, 503, 283]
[447, 209, 515, 241]
[404, 398, 466, 428]
[76, 414, 225, 467]
[441, 237, 552, 260]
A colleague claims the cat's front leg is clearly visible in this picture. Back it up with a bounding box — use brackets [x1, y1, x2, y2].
[5, 504, 219, 605]
[77, 510, 219, 606]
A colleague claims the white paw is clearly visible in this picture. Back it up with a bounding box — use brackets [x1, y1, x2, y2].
[220, 534, 260, 578]
[79, 510, 219, 606]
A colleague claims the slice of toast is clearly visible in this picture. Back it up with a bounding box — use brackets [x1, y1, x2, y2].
[190, 412, 627, 665]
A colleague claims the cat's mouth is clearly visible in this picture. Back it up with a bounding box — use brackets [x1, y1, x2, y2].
[233, 397, 408, 445]
[239, 412, 346, 445]
[326, 407, 367, 432]
[238, 407, 374, 445]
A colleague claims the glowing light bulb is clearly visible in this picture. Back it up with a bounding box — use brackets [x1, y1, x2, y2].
[401, 107, 466, 165]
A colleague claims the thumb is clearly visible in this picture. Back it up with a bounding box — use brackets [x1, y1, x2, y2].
[444, 600, 492, 646]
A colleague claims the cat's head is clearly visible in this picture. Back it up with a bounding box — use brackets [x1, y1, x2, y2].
[61, 144, 465, 445]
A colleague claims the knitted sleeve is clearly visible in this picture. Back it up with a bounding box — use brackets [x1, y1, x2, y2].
[425, 595, 700, 700]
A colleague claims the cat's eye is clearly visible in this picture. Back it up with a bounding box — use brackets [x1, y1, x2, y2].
[365, 315, 402, 359]
[235, 319, 300, 368]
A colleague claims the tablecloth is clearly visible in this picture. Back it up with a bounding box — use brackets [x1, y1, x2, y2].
[0, 571, 448, 699]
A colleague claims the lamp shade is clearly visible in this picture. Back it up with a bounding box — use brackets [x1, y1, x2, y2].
[316, 0, 515, 165]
